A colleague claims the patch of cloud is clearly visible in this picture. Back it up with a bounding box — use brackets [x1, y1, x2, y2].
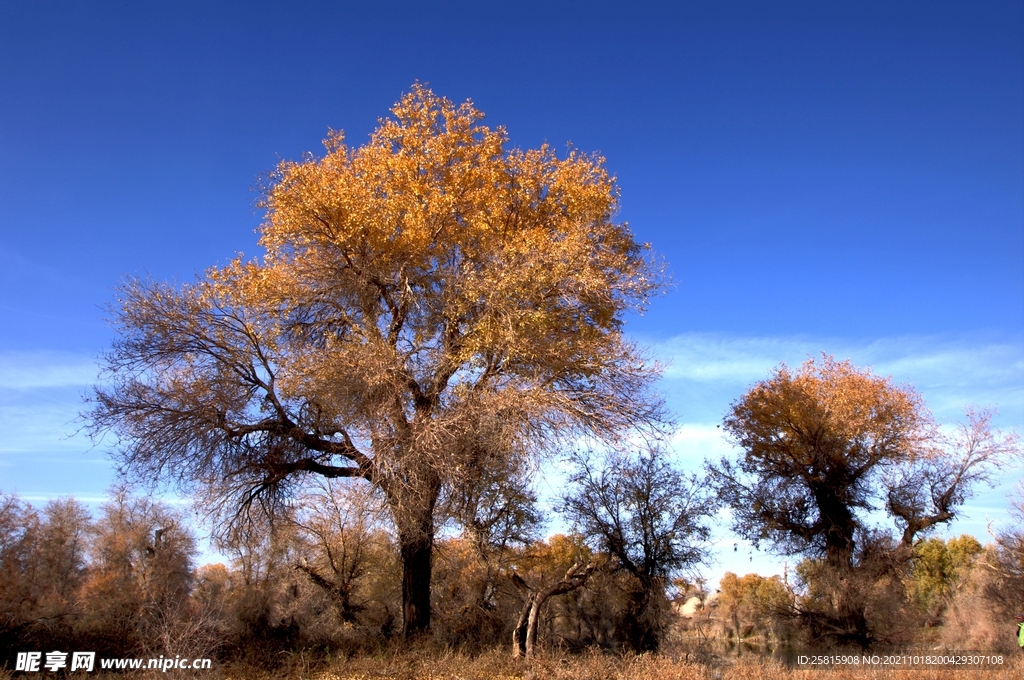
[651, 332, 1024, 425]
[654, 334, 814, 383]
[0, 352, 108, 501]
[15, 494, 112, 504]
[0, 395, 91, 453]
[668, 423, 738, 470]
[0, 351, 99, 389]
[669, 423, 735, 451]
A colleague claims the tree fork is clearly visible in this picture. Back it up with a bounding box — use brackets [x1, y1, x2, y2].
[509, 561, 597, 659]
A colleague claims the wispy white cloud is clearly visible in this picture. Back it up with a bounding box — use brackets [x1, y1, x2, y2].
[0, 351, 99, 389]
[12, 492, 195, 507]
[15, 494, 112, 504]
[0, 394, 90, 452]
[655, 334, 817, 383]
[0, 352, 105, 502]
[651, 332, 1024, 425]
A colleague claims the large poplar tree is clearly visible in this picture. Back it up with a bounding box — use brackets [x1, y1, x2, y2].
[88, 85, 665, 636]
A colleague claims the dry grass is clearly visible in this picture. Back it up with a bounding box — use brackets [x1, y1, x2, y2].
[216, 648, 1024, 680]
[3, 648, 1021, 680]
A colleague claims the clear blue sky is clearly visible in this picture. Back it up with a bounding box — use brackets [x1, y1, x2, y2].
[1, 1, 1022, 577]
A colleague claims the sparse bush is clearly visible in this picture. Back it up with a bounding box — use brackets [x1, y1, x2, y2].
[941, 538, 1023, 650]
[792, 538, 919, 649]
[431, 536, 516, 650]
[716, 572, 793, 643]
[0, 496, 93, 657]
[78, 489, 197, 657]
[908, 534, 982, 625]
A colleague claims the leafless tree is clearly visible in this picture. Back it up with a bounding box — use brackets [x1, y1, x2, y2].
[289, 480, 389, 625]
[82, 488, 197, 655]
[561, 445, 714, 651]
[887, 408, 1023, 546]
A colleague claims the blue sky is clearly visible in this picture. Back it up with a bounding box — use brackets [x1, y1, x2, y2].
[1, 1, 1022, 579]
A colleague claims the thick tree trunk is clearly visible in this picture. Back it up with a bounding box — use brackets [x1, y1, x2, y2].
[815, 487, 857, 571]
[834, 571, 870, 648]
[399, 527, 433, 637]
[391, 472, 442, 639]
[620, 579, 663, 653]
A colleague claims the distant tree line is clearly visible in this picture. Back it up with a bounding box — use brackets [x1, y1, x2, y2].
[0, 489, 196, 661]
[0, 453, 710, 664]
[3, 452, 1021, 667]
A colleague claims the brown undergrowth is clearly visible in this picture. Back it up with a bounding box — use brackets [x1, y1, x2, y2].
[7, 649, 1016, 680]
[228, 650, 1024, 680]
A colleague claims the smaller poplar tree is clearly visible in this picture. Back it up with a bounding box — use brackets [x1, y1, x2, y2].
[710, 355, 1020, 646]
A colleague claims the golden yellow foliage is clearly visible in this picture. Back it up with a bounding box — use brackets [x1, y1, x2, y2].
[727, 355, 927, 472]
